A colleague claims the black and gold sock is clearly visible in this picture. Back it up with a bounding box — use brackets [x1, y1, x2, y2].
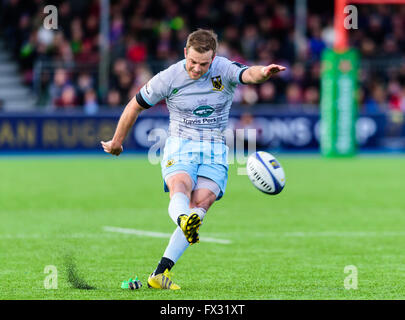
[154, 257, 175, 275]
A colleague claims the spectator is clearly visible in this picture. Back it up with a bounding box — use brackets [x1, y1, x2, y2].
[110, 14, 124, 45]
[258, 82, 277, 103]
[84, 89, 99, 115]
[308, 27, 326, 62]
[76, 72, 95, 104]
[364, 83, 387, 113]
[107, 89, 122, 108]
[290, 62, 306, 86]
[49, 68, 70, 104]
[2, 0, 405, 112]
[116, 71, 133, 100]
[388, 80, 403, 111]
[360, 38, 377, 57]
[126, 37, 147, 64]
[303, 86, 319, 105]
[241, 85, 259, 106]
[400, 87, 405, 113]
[54, 85, 78, 109]
[241, 25, 260, 61]
[133, 64, 153, 87]
[285, 83, 303, 105]
[70, 18, 83, 57]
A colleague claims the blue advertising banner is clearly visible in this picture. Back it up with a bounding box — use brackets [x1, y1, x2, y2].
[0, 112, 396, 152]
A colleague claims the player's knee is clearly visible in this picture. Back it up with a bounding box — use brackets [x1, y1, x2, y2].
[167, 173, 193, 197]
[190, 200, 210, 211]
[190, 192, 216, 211]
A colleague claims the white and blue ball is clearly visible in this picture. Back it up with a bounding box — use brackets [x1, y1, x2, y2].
[246, 151, 286, 195]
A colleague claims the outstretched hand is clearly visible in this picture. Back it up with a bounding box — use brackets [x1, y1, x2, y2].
[261, 64, 286, 78]
[101, 140, 123, 156]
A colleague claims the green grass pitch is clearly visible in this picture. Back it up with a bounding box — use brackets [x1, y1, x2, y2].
[0, 154, 404, 300]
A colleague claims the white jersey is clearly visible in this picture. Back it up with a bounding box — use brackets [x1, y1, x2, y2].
[136, 56, 248, 142]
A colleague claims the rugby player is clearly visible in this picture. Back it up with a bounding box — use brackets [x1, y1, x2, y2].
[101, 29, 285, 290]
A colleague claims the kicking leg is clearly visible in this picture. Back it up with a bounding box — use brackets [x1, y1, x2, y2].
[190, 176, 220, 221]
[166, 172, 202, 244]
[148, 172, 200, 289]
[166, 171, 193, 225]
[156, 180, 218, 268]
[148, 177, 219, 289]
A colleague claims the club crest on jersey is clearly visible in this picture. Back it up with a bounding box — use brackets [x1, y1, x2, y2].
[211, 75, 224, 91]
[166, 159, 175, 167]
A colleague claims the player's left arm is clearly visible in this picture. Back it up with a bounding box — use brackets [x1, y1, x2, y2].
[241, 64, 286, 84]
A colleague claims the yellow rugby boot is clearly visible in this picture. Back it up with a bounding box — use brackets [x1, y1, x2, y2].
[147, 269, 180, 290]
[179, 213, 201, 245]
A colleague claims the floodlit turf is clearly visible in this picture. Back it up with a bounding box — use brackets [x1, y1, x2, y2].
[0, 154, 404, 300]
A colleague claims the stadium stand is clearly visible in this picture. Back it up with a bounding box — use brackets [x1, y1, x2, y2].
[0, 0, 404, 113]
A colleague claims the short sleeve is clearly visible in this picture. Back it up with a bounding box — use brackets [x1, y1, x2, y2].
[224, 60, 249, 85]
[136, 68, 172, 108]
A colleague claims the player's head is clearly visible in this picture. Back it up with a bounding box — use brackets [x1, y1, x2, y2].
[184, 29, 217, 80]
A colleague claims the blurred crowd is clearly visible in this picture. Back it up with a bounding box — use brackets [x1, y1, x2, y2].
[1, 0, 405, 113]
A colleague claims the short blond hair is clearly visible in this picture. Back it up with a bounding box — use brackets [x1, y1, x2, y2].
[186, 29, 218, 57]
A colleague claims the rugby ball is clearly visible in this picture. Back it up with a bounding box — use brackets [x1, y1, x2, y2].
[246, 151, 286, 195]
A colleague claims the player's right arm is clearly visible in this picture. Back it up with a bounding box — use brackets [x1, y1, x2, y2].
[101, 97, 146, 156]
[101, 66, 172, 156]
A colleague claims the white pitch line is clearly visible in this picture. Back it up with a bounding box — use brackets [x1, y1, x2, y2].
[282, 231, 405, 237]
[103, 226, 232, 245]
[242, 231, 405, 238]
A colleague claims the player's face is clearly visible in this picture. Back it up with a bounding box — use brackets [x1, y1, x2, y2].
[184, 47, 214, 80]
